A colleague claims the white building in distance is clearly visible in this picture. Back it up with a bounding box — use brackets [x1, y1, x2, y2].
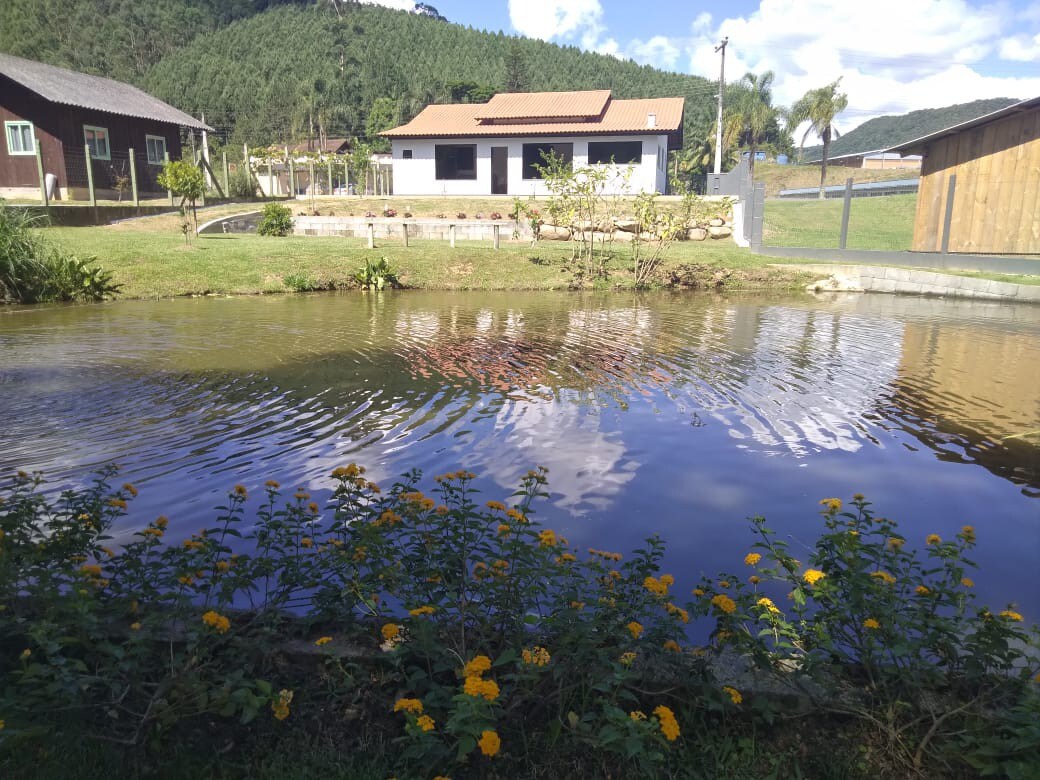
[382, 90, 684, 197]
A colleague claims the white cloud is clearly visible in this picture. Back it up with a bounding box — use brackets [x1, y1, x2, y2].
[508, 0, 605, 41]
[1000, 32, 1040, 61]
[626, 35, 681, 70]
[358, 0, 416, 10]
[679, 0, 1040, 136]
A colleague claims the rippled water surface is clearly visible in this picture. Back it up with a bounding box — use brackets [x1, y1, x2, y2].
[2, 291, 1038, 619]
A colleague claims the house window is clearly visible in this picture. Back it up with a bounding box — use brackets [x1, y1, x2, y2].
[434, 144, 476, 180]
[402, 149, 413, 159]
[145, 135, 167, 165]
[521, 143, 573, 179]
[4, 121, 35, 155]
[587, 141, 642, 165]
[83, 125, 110, 160]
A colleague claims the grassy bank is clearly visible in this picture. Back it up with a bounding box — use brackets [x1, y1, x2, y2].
[753, 161, 917, 197]
[49, 224, 811, 299]
[763, 194, 916, 250]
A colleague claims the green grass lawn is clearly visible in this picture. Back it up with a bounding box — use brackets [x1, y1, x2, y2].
[48, 225, 809, 299]
[763, 194, 917, 250]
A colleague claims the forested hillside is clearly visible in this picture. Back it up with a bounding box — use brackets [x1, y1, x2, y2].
[0, 1, 716, 150]
[802, 98, 1018, 160]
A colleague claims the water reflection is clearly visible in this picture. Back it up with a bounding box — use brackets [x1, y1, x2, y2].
[1, 291, 1037, 618]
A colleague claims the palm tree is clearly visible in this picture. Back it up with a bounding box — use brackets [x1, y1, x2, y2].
[789, 79, 849, 199]
[730, 71, 777, 178]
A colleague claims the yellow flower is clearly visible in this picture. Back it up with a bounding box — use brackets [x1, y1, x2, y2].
[665, 603, 690, 623]
[409, 605, 436, 617]
[757, 597, 780, 614]
[478, 729, 500, 757]
[178, 575, 195, 586]
[496, 523, 511, 536]
[122, 482, 138, 497]
[393, 698, 423, 714]
[538, 529, 558, 547]
[463, 655, 492, 677]
[202, 610, 230, 634]
[710, 594, 736, 614]
[961, 577, 975, 588]
[718, 580, 731, 589]
[556, 553, 577, 564]
[748, 575, 761, 585]
[915, 585, 931, 596]
[870, 571, 896, 585]
[216, 560, 230, 573]
[626, 621, 644, 639]
[653, 705, 680, 741]
[643, 576, 669, 596]
[294, 491, 310, 501]
[100, 547, 115, 558]
[307, 502, 319, 514]
[300, 537, 313, 549]
[522, 647, 551, 666]
[744, 552, 762, 566]
[722, 686, 743, 705]
[233, 484, 248, 497]
[506, 508, 528, 523]
[416, 714, 435, 732]
[570, 600, 585, 610]
[926, 534, 941, 546]
[79, 564, 102, 577]
[629, 710, 647, 721]
[819, 498, 842, 513]
[486, 500, 506, 512]
[463, 676, 500, 701]
[19, 648, 31, 660]
[265, 479, 280, 489]
[863, 618, 880, 630]
[381, 623, 400, 641]
[130, 622, 142, 631]
[887, 537, 904, 550]
[619, 652, 636, 666]
[107, 498, 127, 510]
[660, 574, 674, 587]
[272, 689, 293, 721]
[155, 515, 169, 530]
[663, 640, 682, 653]
[314, 636, 333, 647]
[0, 719, 4, 730]
[692, 588, 705, 597]
[803, 569, 826, 585]
[961, 525, 976, 541]
[1000, 610, 1024, 622]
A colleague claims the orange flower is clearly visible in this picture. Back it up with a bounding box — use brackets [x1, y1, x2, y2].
[478, 729, 500, 757]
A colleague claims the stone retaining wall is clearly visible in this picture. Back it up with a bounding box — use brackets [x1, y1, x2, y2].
[293, 216, 527, 241]
[799, 264, 1040, 304]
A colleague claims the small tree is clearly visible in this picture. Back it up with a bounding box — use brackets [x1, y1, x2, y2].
[158, 160, 206, 233]
[348, 141, 373, 197]
[790, 78, 849, 199]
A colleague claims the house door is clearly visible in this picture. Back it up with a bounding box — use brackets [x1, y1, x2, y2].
[491, 147, 508, 194]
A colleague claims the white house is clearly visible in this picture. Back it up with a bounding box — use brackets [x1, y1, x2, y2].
[382, 90, 684, 197]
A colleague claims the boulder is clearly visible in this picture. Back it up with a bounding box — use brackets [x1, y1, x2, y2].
[540, 224, 571, 241]
[708, 226, 732, 239]
[708, 217, 726, 227]
[614, 219, 639, 233]
[611, 230, 635, 242]
[687, 227, 708, 241]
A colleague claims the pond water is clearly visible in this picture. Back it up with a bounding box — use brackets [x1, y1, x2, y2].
[2, 291, 1038, 621]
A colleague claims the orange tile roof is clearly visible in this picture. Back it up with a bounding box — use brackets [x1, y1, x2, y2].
[383, 94, 684, 140]
[474, 89, 611, 120]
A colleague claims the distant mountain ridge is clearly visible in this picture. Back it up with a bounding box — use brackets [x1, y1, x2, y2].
[802, 98, 1020, 161]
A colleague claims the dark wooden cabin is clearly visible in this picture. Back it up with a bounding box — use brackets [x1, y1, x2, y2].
[0, 52, 210, 200]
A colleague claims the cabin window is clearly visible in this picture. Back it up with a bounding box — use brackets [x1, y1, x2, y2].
[587, 141, 643, 165]
[402, 149, 413, 159]
[83, 125, 110, 160]
[145, 135, 167, 165]
[522, 143, 573, 179]
[434, 144, 476, 180]
[4, 121, 35, 155]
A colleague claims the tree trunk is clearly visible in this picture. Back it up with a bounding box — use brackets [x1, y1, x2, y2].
[748, 143, 756, 180]
[818, 128, 830, 200]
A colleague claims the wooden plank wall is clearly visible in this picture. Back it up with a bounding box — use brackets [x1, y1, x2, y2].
[912, 106, 1039, 254]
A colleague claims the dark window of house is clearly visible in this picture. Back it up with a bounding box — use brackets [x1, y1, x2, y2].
[402, 149, 413, 159]
[434, 144, 476, 179]
[522, 143, 573, 179]
[587, 141, 642, 165]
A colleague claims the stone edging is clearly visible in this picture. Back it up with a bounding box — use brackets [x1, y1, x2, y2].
[786, 264, 1040, 304]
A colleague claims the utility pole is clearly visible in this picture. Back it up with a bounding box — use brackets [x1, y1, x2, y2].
[712, 37, 728, 175]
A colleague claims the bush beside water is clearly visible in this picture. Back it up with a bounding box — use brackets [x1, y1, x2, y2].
[0, 202, 120, 304]
[0, 468, 1037, 778]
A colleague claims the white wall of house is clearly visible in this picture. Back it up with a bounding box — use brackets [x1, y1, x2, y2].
[390, 134, 671, 196]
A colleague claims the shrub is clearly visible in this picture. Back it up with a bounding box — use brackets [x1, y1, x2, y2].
[256, 203, 294, 237]
[353, 257, 399, 291]
[403, 211, 413, 218]
[228, 166, 257, 199]
[0, 470, 1036, 778]
[0, 202, 120, 303]
[157, 160, 205, 233]
[489, 212, 503, 220]
[382, 207, 397, 218]
[455, 212, 467, 219]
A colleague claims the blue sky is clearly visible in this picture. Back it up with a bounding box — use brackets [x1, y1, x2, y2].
[365, 0, 1040, 134]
